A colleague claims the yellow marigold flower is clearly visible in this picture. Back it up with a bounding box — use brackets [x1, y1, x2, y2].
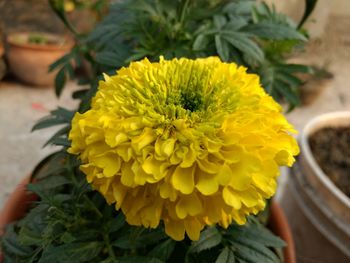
[68, 57, 299, 241]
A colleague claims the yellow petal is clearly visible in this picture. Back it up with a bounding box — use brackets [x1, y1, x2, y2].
[131, 127, 156, 152]
[175, 193, 203, 219]
[164, 219, 185, 241]
[196, 171, 219, 195]
[222, 187, 241, 209]
[184, 217, 203, 241]
[94, 154, 121, 177]
[171, 165, 195, 194]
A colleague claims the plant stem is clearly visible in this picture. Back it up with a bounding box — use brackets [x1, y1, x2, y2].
[179, 0, 190, 26]
[104, 233, 117, 261]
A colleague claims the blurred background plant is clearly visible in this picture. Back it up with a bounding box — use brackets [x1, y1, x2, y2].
[49, 0, 316, 112]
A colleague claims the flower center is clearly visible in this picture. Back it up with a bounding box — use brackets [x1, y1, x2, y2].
[179, 89, 203, 112]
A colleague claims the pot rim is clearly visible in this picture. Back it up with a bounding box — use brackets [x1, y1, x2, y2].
[6, 32, 74, 51]
[300, 111, 350, 209]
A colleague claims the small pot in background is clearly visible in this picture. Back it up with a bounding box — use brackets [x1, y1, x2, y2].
[6, 32, 73, 87]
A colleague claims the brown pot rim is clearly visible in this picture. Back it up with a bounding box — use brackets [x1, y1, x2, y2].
[6, 32, 74, 51]
[0, 44, 4, 57]
[269, 202, 296, 263]
[0, 178, 295, 263]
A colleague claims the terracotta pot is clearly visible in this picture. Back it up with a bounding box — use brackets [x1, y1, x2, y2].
[0, 43, 5, 80]
[0, 178, 295, 263]
[6, 32, 73, 86]
[269, 202, 296, 263]
[280, 111, 350, 263]
[0, 44, 4, 57]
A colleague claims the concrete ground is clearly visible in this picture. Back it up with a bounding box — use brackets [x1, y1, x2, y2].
[1, 15, 350, 208]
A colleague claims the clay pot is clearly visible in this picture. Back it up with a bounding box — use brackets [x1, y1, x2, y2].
[0, 178, 295, 263]
[0, 43, 5, 80]
[280, 111, 350, 263]
[6, 32, 73, 86]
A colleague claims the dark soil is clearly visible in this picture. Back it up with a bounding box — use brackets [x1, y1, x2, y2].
[309, 127, 350, 198]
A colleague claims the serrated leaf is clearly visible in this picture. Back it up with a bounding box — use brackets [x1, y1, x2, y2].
[108, 213, 126, 233]
[51, 107, 75, 121]
[38, 242, 102, 263]
[223, 1, 255, 15]
[32, 117, 67, 131]
[276, 72, 303, 87]
[232, 242, 278, 263]
[276, 80, 300, 109]
[148, 238, 176, 261]
[55, 67, 67, 97]
[215, 247, 235, 263]
[112, 228, 166, 249]
[222, 32, 264, 64]
[119, 256, 164, 263]
[189, 226, 222, 253]
[277, 64, 313, 74]
[242, 22, 307, 41]
[27, 183, 49, 200]
[1, 225, 33, 256]
[49, 137, 71, 147]
[95, 51, 124, 67]
[215, 35, 230, 62]
[19, 227, 42, 246]
[43, 125, 70, 147]
[213, 15, 227, 29]
[232, 236, 280, 263]
[227, 223, 285, 248]
[49, 51, 75, 72]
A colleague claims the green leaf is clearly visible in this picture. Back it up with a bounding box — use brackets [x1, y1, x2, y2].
[215, 247, 236, 263]
[215, 35, 230, 62]
[108, 213, 126, 233]
[223, 1, 255, 16]
[49, 137, 71, 147]
[189, 226, 222, 253]
[227, 224, 285, 248]
[213, 15, 227, 29]
[193, 34, 209, 51]
[298, 0, 318, 28]
[19, 227, 42, 246]
[119, 256, 164, 263]
[95, 51, 124, 67]
[38, 242, 103, 263]
[112, 228, 166, 249]
[55, 67, 67, 97]
[222, 32, 264, 64]
[276, 80, 300, 109]
[26, 183, 49, 200]
[232, 236, 280, 263]
[148, 238, 176, 261]
[232, 242, 278, 263]
[277, 64, 313, 74]
[1, 225, 33, 257]
[242, 22, 307, 41]
[43, 125, 70, 147]
[32, 117, 67, 131]
[49, 51, 75, 72]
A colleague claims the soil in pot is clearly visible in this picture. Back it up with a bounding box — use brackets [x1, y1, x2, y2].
[309, 127, 350, 197]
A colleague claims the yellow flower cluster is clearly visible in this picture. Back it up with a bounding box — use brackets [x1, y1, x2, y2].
[68, 57, 299, 241]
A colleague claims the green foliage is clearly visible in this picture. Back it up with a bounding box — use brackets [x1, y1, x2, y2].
[0, 160, 286, 262]
[48, 0, 316, 110]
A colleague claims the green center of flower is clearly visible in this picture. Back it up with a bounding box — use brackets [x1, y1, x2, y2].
[179, 89, 203, 112]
